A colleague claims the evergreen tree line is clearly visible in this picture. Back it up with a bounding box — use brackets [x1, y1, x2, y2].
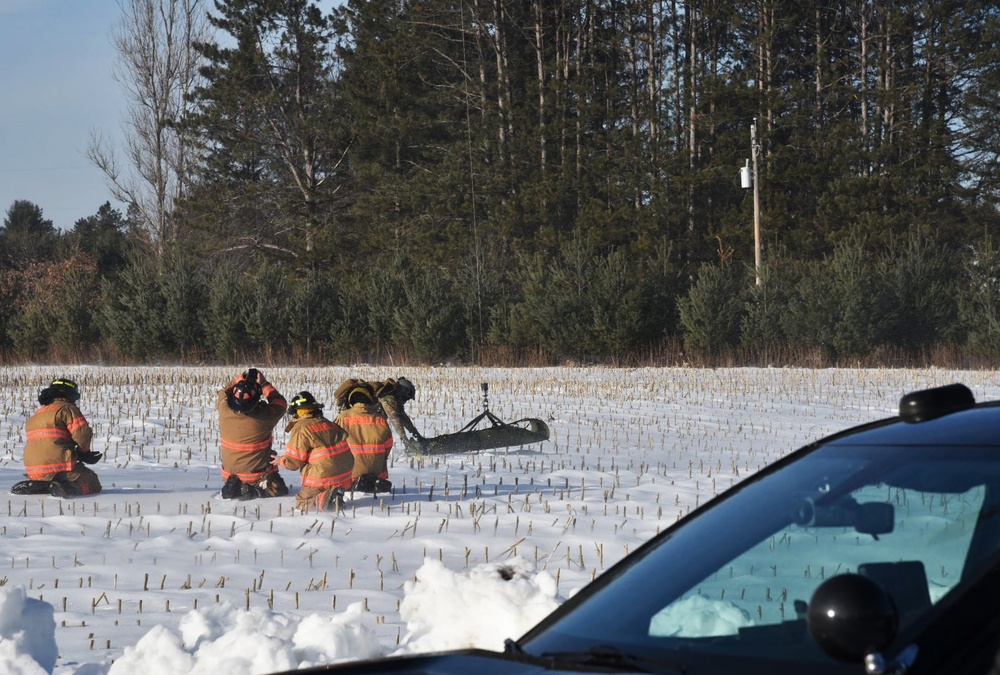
[3, 0, 1000, 365]
[2, 199, 999, 365]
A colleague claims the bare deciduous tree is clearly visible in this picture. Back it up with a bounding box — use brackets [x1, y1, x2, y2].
[89, 0, 209, 256]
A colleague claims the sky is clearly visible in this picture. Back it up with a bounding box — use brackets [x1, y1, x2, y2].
[1, 365, 998, 674]
[0, 1, 126, 230]
[0, 0, 345, 232]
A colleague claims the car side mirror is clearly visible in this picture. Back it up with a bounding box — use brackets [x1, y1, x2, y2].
[807, 573, 898, 663]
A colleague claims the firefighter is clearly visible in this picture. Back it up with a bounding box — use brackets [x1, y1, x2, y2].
[334, 381, 393, 494]
[275, 391, 353, 512]
[11, 378, 102, 497]
[373, 377, 425, 454]
[217, 368, 288, 500]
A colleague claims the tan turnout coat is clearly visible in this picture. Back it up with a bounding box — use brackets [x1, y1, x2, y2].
[23, 398, 102, 495]
[335, 402, 393, 480]
[280, 413, 354, 491]
[217, 383, 287, 483]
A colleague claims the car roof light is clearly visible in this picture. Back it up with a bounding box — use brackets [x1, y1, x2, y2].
[898, 383, 975, 423]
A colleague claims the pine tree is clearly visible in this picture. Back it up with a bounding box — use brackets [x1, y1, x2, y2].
[185, 0, 349, 265]
[332, 0, 477, 265]
[62, 203, 130, 276]
[678, 261, 746, 360]
[0, 201, 59, 267]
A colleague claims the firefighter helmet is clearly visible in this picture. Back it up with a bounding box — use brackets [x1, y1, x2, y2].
[229, 378, 262, 413]
[39, 377, 81, 405]
[289, 391, 323, 415]
[348, 383, 375, 406]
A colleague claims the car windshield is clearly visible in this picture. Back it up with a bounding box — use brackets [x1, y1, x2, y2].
[520, 441, 1000, 670]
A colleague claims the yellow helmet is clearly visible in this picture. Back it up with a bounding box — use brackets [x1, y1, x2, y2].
[348, 384, 375, 406]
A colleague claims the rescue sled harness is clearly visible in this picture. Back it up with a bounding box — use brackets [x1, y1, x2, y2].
[417, 382, 549, 455]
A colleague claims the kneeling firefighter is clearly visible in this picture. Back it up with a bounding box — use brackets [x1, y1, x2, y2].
[12, 378, 102, 497]
[217, 368, 289, 500]
[334, 381, 393, 494]
[276, 391, 354, 512]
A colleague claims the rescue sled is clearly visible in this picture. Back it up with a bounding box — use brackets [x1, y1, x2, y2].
[415, 383, 549, 455]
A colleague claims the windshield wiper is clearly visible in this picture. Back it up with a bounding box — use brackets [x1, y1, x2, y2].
[504, 638, 526, 655]
[537, 644, 687, 674]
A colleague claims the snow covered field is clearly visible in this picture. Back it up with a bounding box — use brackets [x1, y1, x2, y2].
[1, 365, 997, 674]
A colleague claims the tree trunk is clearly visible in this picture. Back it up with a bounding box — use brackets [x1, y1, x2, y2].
[533, 0, 547, 171]
[90, 0, 208, 257]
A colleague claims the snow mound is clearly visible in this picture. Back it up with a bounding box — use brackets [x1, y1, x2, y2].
[394, 557, 561, 654]
[0, 586, 58, 675]
[0, 544, 569, 673]
[106, 602, 383, 675]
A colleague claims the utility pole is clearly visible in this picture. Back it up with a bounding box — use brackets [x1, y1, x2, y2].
[740, 119, 763, 286]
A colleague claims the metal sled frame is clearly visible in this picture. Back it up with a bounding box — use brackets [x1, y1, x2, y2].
[417, 383, 550, 455]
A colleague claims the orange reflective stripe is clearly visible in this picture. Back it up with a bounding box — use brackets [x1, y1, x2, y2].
[26, 460, 76, 477]
[221, 438, 273, 452]
[67, 417, 89, 432]
[284, 445, 309, 462]
[27, 428, 73, 441]
[233, 471, 266, 482]
[221, 466, 276, 483]
[351, 445, 389, 456]
[301, 471, 353, 488]
[262, 385, 287, 410]
[311, 443, 351, 461]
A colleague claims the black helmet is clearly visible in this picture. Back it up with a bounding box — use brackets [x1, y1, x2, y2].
[348, 383, 375, 406]
[39, 378, 80, 405]
[395, 377, 416, 403]
[289, 391, 323, 415]
[228, 378, 262, 413]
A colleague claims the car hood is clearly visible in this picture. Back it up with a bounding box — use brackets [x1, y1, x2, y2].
[283, 648, 645, 675]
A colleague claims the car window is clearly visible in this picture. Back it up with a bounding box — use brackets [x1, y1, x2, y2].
[522, 443, 1000, 668]
[649, 481, 985, 639]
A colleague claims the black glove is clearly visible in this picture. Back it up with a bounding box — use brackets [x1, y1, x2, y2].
[245, 368, 267, 386]
[78, 450, 103, 465]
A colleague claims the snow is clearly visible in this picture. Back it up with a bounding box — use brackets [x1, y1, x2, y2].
[394, 558, 559, 654]
[649, 594, 754, 637]
[0, 586, 57, 674]
[0, 365, 996, 674]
